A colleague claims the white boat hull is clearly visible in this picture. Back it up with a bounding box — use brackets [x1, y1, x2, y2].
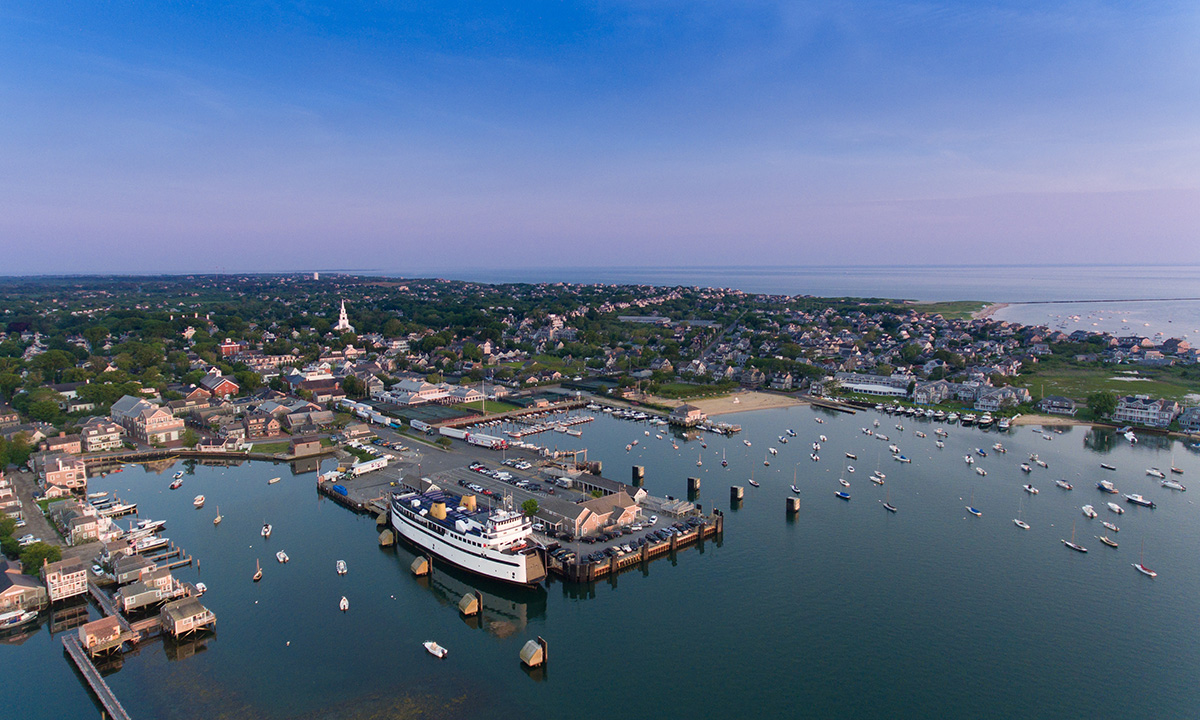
[391, 502, 544, 586]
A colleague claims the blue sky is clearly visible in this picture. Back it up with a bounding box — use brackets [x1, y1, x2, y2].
[2, 1, 1198, 275]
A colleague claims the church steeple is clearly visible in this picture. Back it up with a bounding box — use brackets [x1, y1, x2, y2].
[334, 299, 355, 333]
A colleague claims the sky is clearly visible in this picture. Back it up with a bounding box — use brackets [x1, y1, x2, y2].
[1, 1, 1198, 276]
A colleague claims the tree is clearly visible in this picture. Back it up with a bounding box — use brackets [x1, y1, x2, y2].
[1087, 391, 1118, 418]
[182, 429, 199, 448]
[436, 437, 452, 449]
[520, 499, 539, 517]
[21, 542, 62, 574]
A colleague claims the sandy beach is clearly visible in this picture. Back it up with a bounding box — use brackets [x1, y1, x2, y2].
[973, 302, 1010, 320]
[1010, 413, 1089, 427]
[688, 391, 806, 417]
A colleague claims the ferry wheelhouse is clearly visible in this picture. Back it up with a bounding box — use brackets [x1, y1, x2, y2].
[391, 486, 546, 586]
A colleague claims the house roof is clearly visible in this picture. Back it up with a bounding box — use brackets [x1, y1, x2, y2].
[162, 596, 209, 622]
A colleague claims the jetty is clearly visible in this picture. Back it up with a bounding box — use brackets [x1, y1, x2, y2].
[62, 635, 133, 720]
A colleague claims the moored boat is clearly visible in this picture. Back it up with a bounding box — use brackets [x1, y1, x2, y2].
[276, 550, 289, 563]
[1100, 463, 1116, 471]
[1055, 480, 1073, 490]
[1100, 535, 1118, 548]
[1146, 467, 1165, 479]
[835, 491, 851, 500]
[262, 523, 273, 538]
[1102, 521, 1119, 532]
[424, 640, 448, 658]
[1013, 518, 1030, 530]
[336, 559, 348, 575]
[1124, 494, 1156, 508]
[1161, 480, 1186, 491]
[1023, 484, 1038, 494]
[192, 495, 205, 508]
[1097, 480, 1118, 494]
[1082, 505, 1098, 518]
[253, 559, 263, 582]
[1107, 502, 1124, 515]
[339, 596, 349, 612]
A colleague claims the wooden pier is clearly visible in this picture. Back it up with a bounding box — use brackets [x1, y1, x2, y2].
[62, 635, 134, 720]
[550, 511, 723, 583]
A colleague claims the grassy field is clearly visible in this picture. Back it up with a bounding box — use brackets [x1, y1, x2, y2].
[654, 382, 736, 400]
[250, 441, 290, 454]
[1015, 367, 1200, 403]
[454, 400, 521, 413]
[907, 300, 992, 320]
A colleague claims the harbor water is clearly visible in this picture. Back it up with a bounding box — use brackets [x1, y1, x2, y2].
[4, 406, 1200, 719]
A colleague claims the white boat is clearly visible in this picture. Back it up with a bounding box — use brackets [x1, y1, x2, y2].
[1107, 502, 1124, 515]
[336, 559, 348, 575]
[192, 495, 205, 508]
[1162, 480, 1186, 491]
[1062, 522, 1088, 553]
[261, 523, 273, 538]
[1102, 521, 1119, 532]
[213, 506, 222, 525]
[964, 455, 975, 465]
[1020, 463, 1033, 473]
[839, 479, 850, 487]
[935, 441, 945, 448]
[268, 477, 281, 485]
[847, 465, 855, 473]
[1055, 480, 1073, 490]
[1146, 468, 1166, 479]
[743, 440, 752, 447]
[1082, 505, 1098, 518]
[1132, 540, 1157, 578]
[276, 550, 289, 563]
[392, 489, 546, 586]
[253, 559, 263, 582]
[173, 471, 184, 480]
[194, 582, 207, 594]
[768, 448, 778, 455]
[1023, 484, 1038, 494]
[1013, 518, 1030, 530]
[0, 609, 38, 629]
[975, 467, 987, 476]
[339, 596, 349, 612]
[424, 640, 448, 658]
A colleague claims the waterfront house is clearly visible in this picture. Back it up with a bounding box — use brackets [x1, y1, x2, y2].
[912, 379, 952, 405]
[0, 559, 48, 612]
[289, 436, 324, 457]
[80, 420, 125, 453]
[38, 452, 88, 495]
[242, 410, 281, 438]
[45, 432, 82, 455]
[1112, 395, 1181, 428]
[110, 395, 186, 445]
[113, 555, 157, 585]
[1177, 407, 1200, 434]
[1038, 396, 1077, 416]
[669, 404, 707, 427]
[78, 616, 122, 653]
[44, 557, 88, 602]
[160, 596, 216, 637]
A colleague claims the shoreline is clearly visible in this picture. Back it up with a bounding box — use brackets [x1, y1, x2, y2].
[689, 391, 806, 417]
[973, 302, 1010, 320]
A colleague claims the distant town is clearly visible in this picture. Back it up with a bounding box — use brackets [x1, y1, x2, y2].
[2, 273, 1199, 621]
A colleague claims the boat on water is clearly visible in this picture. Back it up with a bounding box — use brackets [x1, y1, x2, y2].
[839, 479, 850, 487]
[964, 455, 975, 465]
[169, 478, 182, 490]
[721, 450, 728, 467]
[697, 453, 703, 467]
[173, 471, 184, 480]
[1100, 535, 1118, 548]
[966, 505, 982, 517]
[1062, 522, 1088, 553]
[749, 479, 760, 487]
[192, 495, 205, 508]
[253, 559, 263, 582]
[947, 413, 959, 423]
[0, 610, 37, 629]
[790, 485, 801, 494]
[845, 452, 857, 460]
[976, 448, 987, 457]
[424, 641, 448, 658]
[895, 455, 911, 464]
[133, 518, 166, 532]
[882, 501, 897, 513]
[1146, 468, 1166, 479]
[786, 429, 796, 437]
[835, 491, 851, 501]
[195, 582, 207, 594]
[1082, 505, 1098, 518]
[997, 418, 1011, 430]
[1170, 466, 1184, 475]
[1097, 480, 1118, 494]
[1023, 484, 1038, 494]
[276, 550, 289, 563]
[768, 448, 778, 456]
[336, 560, 347, 575]
[87, 491, 109, 500]
[268, 477, 281, 485]
[262, 523, 273, 538]
[935, 441, 945, 448]
[975, 467, 987, 476]
[870, 475, 884, 485]
[1055, 480, 1073, 490]
[1013, 518, 1030, 530]
[1035, 459, 1048, 468]
[915, 431, 926, 438]
[847, 465, 855, 473]
[1100, 463, 1116, 471]
[1133, 540, 1157, 578]
[391, 488, 546, 586]
[339, 596, 349, 612]
[743, 440, 752, 447]
[1125, 494, 1156, 508]
[1162, 480, 1186, 491]
[1102, 521, 1119, 532]
[1107, 502, 1124, 515]
[1020, 463, 1032, 473]
[819, 435, 827, 443]
[810, 453, 819, 462]
[213, 506, 222, 525]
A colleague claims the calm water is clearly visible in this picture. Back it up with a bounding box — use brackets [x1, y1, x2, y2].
[992, 299, 1200, 343]
[5, 409, 1200, 719]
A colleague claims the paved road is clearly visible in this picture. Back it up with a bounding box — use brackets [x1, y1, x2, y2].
[8, 468, 58, 547]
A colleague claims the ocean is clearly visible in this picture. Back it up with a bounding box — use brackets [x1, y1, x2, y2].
[6, 408, 1200, 719]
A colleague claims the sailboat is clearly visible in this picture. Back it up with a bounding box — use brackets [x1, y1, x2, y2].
[789, 469, 799, 494]
[1132, 539, 1157, 577]
[1013, 495, 1030, 529]
[881, 488, 897, 513]
[697, 452, 703, 467]
[213, 506, 222, 525]
[721, 449, 728, 468]
[253, 559, 263, 582]
[749, 469, 760, 488]
[1062, 521, 1088, 552]
[966, 492, 982, 517]
[763, 453, 770, 467]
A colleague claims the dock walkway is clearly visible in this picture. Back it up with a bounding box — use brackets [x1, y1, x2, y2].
[62, 635, 133, 720]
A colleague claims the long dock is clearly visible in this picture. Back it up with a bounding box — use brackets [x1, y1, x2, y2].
[62, 635, 133, 720]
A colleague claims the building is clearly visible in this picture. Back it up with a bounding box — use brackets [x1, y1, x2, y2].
[199, 368, 240, 398]
[668, 404, 707, 427]
[242, 410, 281, 438]
[81, 420, 125, 453]
[1038, 396, 1077, 416]
[912, 380, 952, 405]
[289, 436, 324, 457]
[160, 596, 216, 637]
[0, 559, 48, 612]
[45, 432, 82, 455]
[78, 616, 123, 653]
[110, 395, 186, 445]
[1178, 407, 1200, 434]
[39, 453, 88, 495]
[0, 472, 22, 519]
[44, 557, 88, 603]
[1112, 395, 1181, 428]
[333, 300, 355, 334]
[833, 371, 912, 397]
[0, 405, 19, 428]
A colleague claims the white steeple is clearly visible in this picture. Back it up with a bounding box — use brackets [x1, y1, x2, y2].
[334, 300, 355, 334]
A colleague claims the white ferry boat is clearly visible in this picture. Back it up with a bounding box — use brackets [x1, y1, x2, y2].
[391, 487, 547, 586]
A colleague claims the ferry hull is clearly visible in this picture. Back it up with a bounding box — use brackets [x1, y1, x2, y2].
[391, 504, 545, 587]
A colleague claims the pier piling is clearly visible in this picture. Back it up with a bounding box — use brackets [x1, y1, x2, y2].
[410, 555, 430, 577]
[730, 486, 744, 500]
[632, 466, 644, 486]
[786, 497, 801, 514]
[687, 477, 701, 493]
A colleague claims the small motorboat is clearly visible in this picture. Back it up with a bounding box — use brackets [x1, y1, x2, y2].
[253, 560, 263, 582]
[882, 501, 897, 513]
[0, 610, 38, 629]
[1102, 521, 1119, 532]
[1020, 464, 1032, 473]
[262, 523, 273, 538]
[976, 448, 987, 457]
[810, 454, 819, 462]
[835, 491, 851, 501]
[819, 435, 827, 442]
[935, 441, 945, 448]
[268, 477, 281, 485]
[1124, 494, 1156, 508]
[1161, 480, 1186, 491]
[870, 475, 884, 485]
[1035, 459, 1048, 468]
[743, 440, 752, 447]
[336, 560, 348, 575]
[1107, 502, 1124, 515]
[790, 485, 801, 494]
[424, 641, 448, 658]
[193, 495, 205, 508]
[1023, 484, 1038, 494]
[1013, 518, 1030, 530]
[276, 551, 289, 563]
[195, 582, 207, 594]
[839, 479, 850, 488]
[847, 465, 855, 473]
[748, 479, 760, 488]
[768, 448, 778, 456]
[1100, 463, 1117, 471]
[1146, 468, 1166, 479]
[845, 452, 857, 460]
[1100, 536, 1118, 548]
[964, 455, 975, 465]
[786, 429, 796, 437]
[1082, 505, 1098, 518]
[975, 467, 987, 476]
[894, 455, 911, 464]
[169, 478, 183, 490]
[1055, 480, 1073, 490]
[1097, 480, 1118, 494]
[339, 596, 349, 612]
[173, 471, 184, 480]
